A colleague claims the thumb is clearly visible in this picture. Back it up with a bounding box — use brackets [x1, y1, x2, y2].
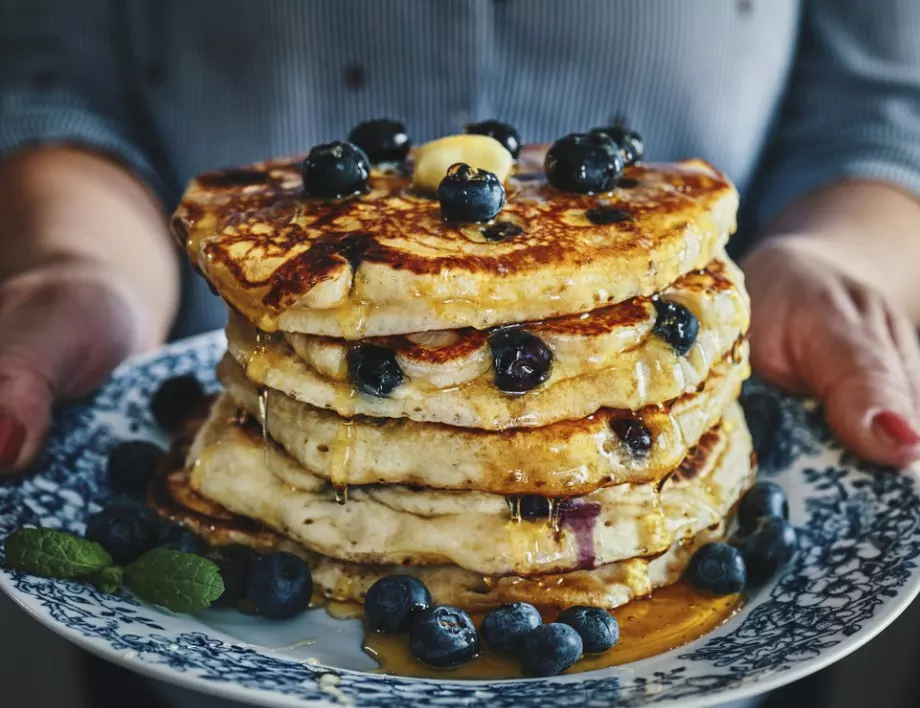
[0, 266, 140, 472]
[791, 293, 920, 468]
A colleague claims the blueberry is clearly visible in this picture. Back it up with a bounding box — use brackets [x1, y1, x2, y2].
[481, 602, 543, 654]
[686, 542, 747, 595]
[738, 482, 789, 531]
[246, 552, 313, 619]
[465, 120, 522, 159]
[610, 417, 653, 456]
[482, 222, 523, 242]
[160, 526, 207, 556]
[653, 299, 699, 355]
[585, 207, 631, 225]
[302, 141, 370, 198]
[490, 329, 553, 393]
[544, 133, 624, 194]
[732, 517, 797, 584]
[409, 605, 479, 668]
[85, 505, 159, 565]
[364, 575, 432, 633]
[107, 441, 165, 499]
[348, 119, 410, 164]
[151, 375, 206, 433]
[519, 496, 551, 518]
[437, 163, 506, 223]
[347, 344, 404, 397]
[211, 546, 254, 608]
[590, 126, 644, 166]
[556, 605, 619, 653]
[740, 390, 795, 473]
[519, 623, 583, 676]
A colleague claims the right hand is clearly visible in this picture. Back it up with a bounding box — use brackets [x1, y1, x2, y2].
[0, 259, 142, 470]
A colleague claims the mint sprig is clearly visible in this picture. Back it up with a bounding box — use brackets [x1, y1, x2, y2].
[4, 528, 112, 578]
[125, 547, 224, 613]
[89, 565, 124, 594]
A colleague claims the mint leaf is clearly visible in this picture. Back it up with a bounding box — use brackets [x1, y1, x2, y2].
[89, 565, 124, 594]
[125, 548, 224, 613]
[4, 528, 112, 578]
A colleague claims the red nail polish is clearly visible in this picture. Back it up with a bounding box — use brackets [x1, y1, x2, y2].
[0, 414, 27, 469]
[872, 411, 920, 447]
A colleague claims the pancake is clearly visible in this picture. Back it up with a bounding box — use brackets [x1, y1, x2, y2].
[186, 397, 754, 576]
[174, 146, 738, 339]
[282, 256, 748, 395]
[152, 461, 725, 611]
[227, 319, 748, 432]
[217, 348, 749, 495]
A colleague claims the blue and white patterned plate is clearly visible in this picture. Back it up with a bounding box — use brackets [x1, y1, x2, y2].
[1, 331, 919, 708]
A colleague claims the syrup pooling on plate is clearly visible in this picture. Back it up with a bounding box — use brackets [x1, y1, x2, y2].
[363, 582, 742, 679]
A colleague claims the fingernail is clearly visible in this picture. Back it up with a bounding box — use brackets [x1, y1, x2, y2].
[872, 410, 920, 447]
[0, 414, 27, 469]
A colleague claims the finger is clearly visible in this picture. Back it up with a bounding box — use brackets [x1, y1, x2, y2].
[791, 289, 920, 468]
[0, 268, 139, 472]
[884, 307, 920, 411]
[742, 251, 813, 396]
[851, 283, 920, 410]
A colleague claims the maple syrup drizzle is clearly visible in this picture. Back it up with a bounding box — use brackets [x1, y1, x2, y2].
[507, 496, 522, 524]
[257, 387, 270, 459]
[329, 420, 356, 505]
[361, 581, 742, 679]
[250, 330, 272, 459]
[548, 498, 561, 534]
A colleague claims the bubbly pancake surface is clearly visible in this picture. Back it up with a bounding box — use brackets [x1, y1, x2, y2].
[186, 396, 753, 576]
[174, 146, 738, 338]
[218, 348, 749, 495]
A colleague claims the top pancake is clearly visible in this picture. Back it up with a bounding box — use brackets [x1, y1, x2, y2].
[174, 145, 738, 338]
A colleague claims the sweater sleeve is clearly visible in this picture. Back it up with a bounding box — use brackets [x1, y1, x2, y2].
[752, 0, 920, 228]
[0, 0, 167, 201]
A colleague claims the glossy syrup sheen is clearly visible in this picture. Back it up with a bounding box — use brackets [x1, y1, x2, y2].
[363, 581, 742, 679]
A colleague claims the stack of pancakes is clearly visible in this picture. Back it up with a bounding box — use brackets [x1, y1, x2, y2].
[166, 143, 754, 611]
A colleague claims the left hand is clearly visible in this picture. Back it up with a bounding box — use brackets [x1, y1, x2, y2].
[742, 238, 920, 468]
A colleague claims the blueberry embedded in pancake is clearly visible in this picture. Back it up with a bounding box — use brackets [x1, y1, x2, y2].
[489, 329, 553, 394]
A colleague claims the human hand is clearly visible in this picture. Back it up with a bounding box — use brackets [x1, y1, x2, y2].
[743, 238, 920, 468]
[0, 259, 144, 471]
[0, 147, 178, 474]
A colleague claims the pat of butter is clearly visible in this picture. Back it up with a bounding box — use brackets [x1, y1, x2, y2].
[412, 134, 513, 193]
